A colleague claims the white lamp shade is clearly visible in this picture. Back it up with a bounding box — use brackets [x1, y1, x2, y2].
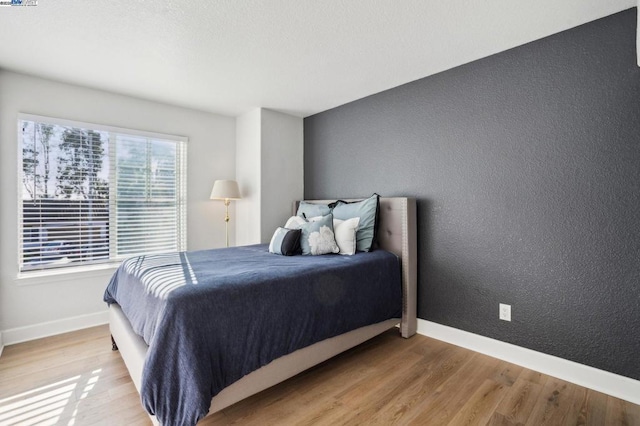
[210, 180, 241, 200]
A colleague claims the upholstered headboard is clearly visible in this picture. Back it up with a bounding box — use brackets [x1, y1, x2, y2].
[294, 197, 417, 338]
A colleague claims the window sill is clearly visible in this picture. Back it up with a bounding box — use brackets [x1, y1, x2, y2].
[16, 262, 121, 286]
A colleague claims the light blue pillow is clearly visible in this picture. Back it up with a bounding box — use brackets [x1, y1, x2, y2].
[299, 214, 340, 255]
[332, 194, 379, 252]
[296, 201, 331, 219]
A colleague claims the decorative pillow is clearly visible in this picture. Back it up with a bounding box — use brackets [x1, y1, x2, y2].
[299, 214, 340, 255]
[284, 215, 306, 229]
[331, 194, 379, 252]
[296, 201, 331, 219]
[333, 217, 360, 255]
[268, 227, 302, 256]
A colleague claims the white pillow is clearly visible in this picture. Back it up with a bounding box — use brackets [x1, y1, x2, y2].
[333, 217, 360, 255]
[284, 215, 306, 229]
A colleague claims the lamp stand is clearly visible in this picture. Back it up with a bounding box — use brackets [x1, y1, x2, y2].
[224, 198, 230, 247]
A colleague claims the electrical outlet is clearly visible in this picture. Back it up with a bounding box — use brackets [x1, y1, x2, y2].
[499, 303, 511, 321]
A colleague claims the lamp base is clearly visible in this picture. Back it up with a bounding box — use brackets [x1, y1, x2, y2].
[224, 199, 230, 247]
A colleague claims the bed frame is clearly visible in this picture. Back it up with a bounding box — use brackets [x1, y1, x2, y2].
[109, 196, 417, 423]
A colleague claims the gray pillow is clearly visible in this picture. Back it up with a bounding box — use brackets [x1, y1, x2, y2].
[331, 194, 379, 252]
[296, 201, 331, 219]
[299, 214, 340, 255]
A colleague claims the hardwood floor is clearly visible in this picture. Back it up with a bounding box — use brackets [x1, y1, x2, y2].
[0, 325, 638, 425]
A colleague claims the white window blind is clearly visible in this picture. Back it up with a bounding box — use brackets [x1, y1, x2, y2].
[19, 115, 187, 273]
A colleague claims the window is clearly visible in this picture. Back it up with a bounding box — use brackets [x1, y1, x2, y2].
[19, 114, 187, 273]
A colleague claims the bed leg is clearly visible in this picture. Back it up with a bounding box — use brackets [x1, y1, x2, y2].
[111, 335, 119, 351]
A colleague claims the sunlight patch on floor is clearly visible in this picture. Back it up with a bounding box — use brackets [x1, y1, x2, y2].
[0, 369, 102, 426]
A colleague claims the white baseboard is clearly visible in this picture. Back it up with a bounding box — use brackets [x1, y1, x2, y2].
[417, 319, 640, 406]
[2, 314, 637, 406]
[1, 310, 109, 348]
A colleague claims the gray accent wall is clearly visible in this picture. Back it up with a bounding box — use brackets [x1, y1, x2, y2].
[304, 9, 640, 380]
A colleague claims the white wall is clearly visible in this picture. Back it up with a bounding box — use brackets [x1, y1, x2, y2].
[0, 70, 235, 341]
[235, 109, 262, 246]
[260, 109, 304, 242]
[235, 108, 303, 245]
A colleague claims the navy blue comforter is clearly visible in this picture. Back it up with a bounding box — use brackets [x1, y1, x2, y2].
[104, 244, 401, 426]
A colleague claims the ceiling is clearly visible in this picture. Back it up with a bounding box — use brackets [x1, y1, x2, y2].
[0, 0, 635, 118]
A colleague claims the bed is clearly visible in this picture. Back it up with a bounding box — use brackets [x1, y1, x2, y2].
[107, 196, 417, 425]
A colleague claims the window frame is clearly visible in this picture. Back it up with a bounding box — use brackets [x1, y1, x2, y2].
[17, 113, 188, 277]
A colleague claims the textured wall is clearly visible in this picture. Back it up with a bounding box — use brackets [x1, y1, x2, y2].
[304, 9, 640, 380]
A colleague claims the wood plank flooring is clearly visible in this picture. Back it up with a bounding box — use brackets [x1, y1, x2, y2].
[0, 325, 638, 425]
